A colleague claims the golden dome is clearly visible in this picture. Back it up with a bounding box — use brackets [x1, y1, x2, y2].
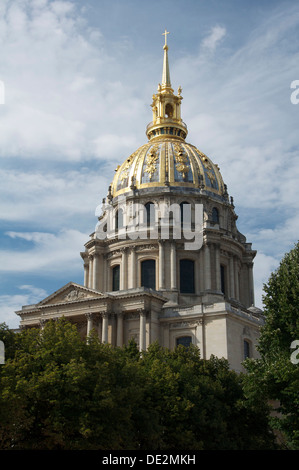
[111, 31, 225, 199]
[111, 139, 225, 197]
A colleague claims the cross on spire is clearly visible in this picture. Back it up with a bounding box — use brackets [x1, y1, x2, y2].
[162, 29, 170, 47]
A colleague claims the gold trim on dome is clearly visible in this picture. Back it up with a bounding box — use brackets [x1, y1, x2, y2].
[143, 144, 159, 180]
[173, 143, 190, 180]
[111, 139, 225, 197]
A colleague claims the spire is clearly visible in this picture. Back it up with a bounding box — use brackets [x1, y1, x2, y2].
[146, 30, 188, 142]
[162, 29, 171, 88]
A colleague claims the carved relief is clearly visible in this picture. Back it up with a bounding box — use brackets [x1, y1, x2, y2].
[63, 289, 88, 302]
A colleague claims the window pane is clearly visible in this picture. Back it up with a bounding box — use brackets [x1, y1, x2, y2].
[145, 202, 155, 227]
[141, 259, 156, 289]
[112, 265, 120, 291]
[244, 340, 250, 359]
[176, 336, 192, 348]
[116, 209, 123, 230]
[180, 259, 195, 293]
[212, 207, 219, 223]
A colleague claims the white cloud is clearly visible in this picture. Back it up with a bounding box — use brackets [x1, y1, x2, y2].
[0, 284, 48, 329]
[0, 0, 145, 161]
[0, 166, 112, 229]
[200, 25, 226, 53]
[0, 229, 87, 273]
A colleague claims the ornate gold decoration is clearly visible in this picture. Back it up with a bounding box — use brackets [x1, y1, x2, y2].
[144, 145, 159, 180]
[174, 143, 190, 179]
[206, 169, 216, 186]
[119, 151, 136, 182]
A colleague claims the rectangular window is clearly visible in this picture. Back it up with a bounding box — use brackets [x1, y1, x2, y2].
[180, 259, 195, 293]
[244, 340, 250, 359]
[112, 265, 120, 291]
[141, 259, 156, 290]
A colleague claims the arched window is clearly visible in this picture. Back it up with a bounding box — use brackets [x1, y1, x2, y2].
[180, 259, 195, 293]
[244, 339, 251, 359]
[165, 103, 173, 118]
[112, 265, 120, 291]
[180, 202, 191, 227]
[211, 207, 219, 224]
[145, 202, 155, 227]
[115, 208, 123, 231]
[141, 259, 156, 290]
[176, 336, 192, 348]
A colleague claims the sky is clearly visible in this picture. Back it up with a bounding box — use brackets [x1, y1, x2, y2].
[0, 0, 298, 329]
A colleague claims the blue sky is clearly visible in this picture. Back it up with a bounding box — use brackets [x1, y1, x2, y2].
[0, 0, 298, 328]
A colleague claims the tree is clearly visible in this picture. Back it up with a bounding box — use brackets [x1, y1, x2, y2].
[243, 241, 299, 449]
[0, 318, 276, 450]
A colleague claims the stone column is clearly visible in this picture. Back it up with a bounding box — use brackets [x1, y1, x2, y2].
[93, 254, 99, 290]
[86, 313, 93, 339]
[130, 248, 136, 289]
[248, 262, 255, 306]
[229, 255, 235, 298]
[116, 313, 124, 347]
[170, 242, 177, 290]
[120, 248, 127, 291]
[102, 313, 109, 343]
[158, 241, 165, 290]
[215, 244, 221, 292]
[84, 262, 89, 288]
[234, 258, 240, 300]
[103, 254, 107, 292]
[199, 247, 204, 292]
[88, 255, 93, 289]
[204, 243, 211, 290]
[139, 310, 146, 352]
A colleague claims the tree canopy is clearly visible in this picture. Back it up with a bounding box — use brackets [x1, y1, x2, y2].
[243, 241, 299, 449]
[0, 318, 276, 450]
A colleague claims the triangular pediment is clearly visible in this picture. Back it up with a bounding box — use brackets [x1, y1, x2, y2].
[38, 282, 104, 306]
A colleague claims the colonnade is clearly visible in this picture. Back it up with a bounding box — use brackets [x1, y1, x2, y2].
[83, 241, 254, 307]
[85, 309, 148, 351]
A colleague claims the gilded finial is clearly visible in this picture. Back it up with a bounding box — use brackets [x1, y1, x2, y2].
[162, 29, 170, 49]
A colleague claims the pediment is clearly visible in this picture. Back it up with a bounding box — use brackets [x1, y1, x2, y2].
[38, 282, 104, 306]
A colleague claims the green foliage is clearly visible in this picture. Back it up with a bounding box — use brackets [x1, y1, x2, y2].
[259, 241, 299, 356]
[244, 242, 299, 449]
[0, 318, 276, 450]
